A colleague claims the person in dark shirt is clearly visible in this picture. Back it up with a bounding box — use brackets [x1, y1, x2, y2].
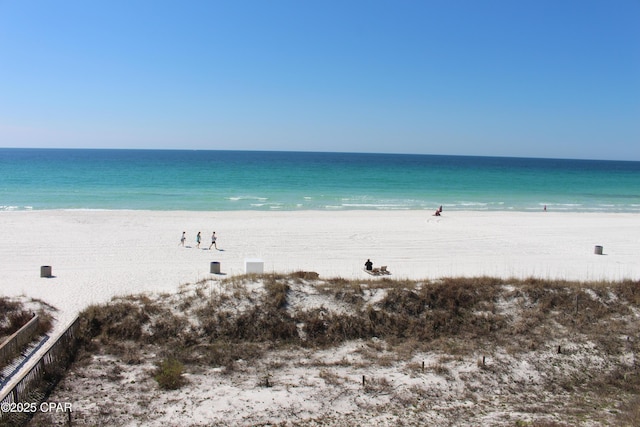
[365, 259, 373, 271]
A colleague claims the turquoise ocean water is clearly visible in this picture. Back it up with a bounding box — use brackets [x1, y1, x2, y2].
[1, 148, 639, 212]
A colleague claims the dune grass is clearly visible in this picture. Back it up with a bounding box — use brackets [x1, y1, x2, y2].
[0, 297, 54, 345]
[61, 273, 640, 426]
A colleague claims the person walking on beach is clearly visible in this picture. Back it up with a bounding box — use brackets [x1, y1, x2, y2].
[196, 232, 201, 248]
[179, 231, 186, 246]
[209, 231, 218, 250]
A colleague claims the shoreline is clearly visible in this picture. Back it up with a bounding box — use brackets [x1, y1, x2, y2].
[1, 209, 638, 330]
[12, 207, 640, 214]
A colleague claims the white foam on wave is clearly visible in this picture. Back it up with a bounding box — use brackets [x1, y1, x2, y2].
[227, 196, 269, 202]
[456, 201, 489, 207]
[1, 205, 33, 211]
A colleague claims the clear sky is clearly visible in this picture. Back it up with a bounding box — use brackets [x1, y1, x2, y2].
[1, 0, 638, 160]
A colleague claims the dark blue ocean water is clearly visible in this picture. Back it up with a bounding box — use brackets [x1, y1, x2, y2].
[1, 148, 639, 212]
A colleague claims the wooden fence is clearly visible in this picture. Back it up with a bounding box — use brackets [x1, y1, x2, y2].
[0, 316, 80, 426]
[0, 315, 40, 368]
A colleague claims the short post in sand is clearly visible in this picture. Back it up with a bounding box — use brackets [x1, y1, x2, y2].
[40, 265, 52, 278]
[210, 261, 221, 274]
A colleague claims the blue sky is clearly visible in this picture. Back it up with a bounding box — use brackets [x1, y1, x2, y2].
[1, 0, 638, 160]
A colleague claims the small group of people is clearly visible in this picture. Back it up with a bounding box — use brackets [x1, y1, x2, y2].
[180, 231, 218, 250]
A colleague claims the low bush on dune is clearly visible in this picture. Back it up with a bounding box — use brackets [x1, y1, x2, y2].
[0, 298, 35, 339]
[0, 297, 54, 343]
[154, 357, 186, 390]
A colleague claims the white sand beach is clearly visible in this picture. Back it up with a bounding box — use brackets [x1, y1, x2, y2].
[1, 209, 638, 329]
[3, 209, 640, 426]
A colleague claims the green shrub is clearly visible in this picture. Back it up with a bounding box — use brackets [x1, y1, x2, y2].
[154, 357, 186, 390]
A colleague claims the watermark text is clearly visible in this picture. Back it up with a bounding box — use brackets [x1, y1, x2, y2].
[1, 401, 73, 414]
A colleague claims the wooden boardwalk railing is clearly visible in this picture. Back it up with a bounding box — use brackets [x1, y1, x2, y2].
[0, 316, 80, 427]
[0, 315, 40, 369]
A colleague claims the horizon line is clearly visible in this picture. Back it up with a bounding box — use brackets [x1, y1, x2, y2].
[1, 146, 638, 163]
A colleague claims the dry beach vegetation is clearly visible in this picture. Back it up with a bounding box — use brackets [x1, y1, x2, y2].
[0, 298, 53, 348]
[20, 273, 640, 426]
